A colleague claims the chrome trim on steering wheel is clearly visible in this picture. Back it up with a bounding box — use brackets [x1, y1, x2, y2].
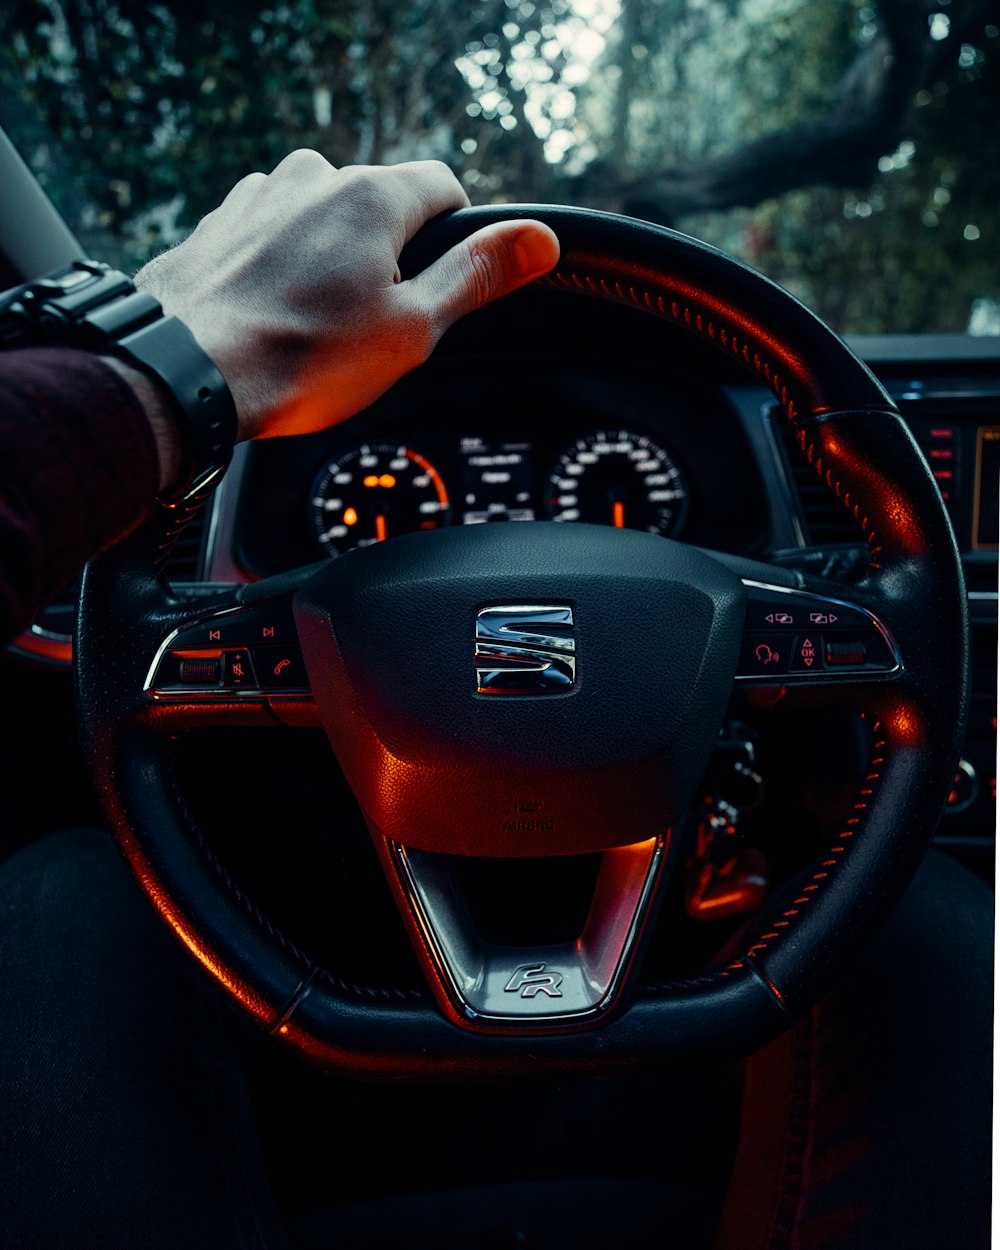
[392, 834, 665, 1031]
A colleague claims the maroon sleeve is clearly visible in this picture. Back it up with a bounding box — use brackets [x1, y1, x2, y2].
[0, 347, 160, 646]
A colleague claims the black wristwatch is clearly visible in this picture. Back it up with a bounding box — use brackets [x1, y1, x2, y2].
[0, 259, 238, 505]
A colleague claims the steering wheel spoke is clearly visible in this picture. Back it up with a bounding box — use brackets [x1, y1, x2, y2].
[386, 834, 666, 1032]
[142, 572, 325, 727]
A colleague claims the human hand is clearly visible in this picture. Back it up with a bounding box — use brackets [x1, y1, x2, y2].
[134, 151, 559, 442]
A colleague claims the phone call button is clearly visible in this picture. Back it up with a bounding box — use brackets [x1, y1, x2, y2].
[253, 647, 309, 691]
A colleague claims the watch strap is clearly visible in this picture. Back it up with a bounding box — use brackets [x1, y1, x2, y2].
[110, 311, 237, 503]
[0, 261, 238, 505]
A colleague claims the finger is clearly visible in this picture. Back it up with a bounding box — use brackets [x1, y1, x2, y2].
[405, 220, 560, 332]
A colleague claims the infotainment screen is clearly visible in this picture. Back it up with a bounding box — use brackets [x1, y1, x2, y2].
[972, 426, 1000, 551]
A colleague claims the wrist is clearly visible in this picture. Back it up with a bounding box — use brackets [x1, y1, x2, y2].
[101, 356, 189, 495]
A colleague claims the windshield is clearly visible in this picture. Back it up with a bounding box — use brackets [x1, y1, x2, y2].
[1, 0, 997, 335]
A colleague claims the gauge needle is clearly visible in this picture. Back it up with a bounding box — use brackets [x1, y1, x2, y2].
[612, 500, 625, 528]
[375, 514, 387, 543]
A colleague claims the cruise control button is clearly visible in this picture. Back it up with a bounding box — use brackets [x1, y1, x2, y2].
[253, 647, 309, 690]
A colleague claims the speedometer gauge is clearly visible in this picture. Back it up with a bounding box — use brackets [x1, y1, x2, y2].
[545, 430, 689, 537]
[310, 442, 451, 556]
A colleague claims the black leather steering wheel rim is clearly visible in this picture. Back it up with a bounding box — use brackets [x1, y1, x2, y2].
[75, 206, 968, 1079]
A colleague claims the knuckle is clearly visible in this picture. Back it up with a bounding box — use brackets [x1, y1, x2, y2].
[409, 159, 468, 207]
[273, 148, 330, 176]
[214, 170, 267, 213]
[338, 167, 391, 217]
[234, 170, 267, 195]
[419, 158, 456, 182]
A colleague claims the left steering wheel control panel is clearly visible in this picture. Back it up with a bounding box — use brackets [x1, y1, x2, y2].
[147, 602, 311, 698]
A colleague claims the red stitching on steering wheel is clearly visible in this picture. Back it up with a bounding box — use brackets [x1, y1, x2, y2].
[542, 269, 800, 419]
[744, 717, 886, 959]
[541, 269, 882, 564]
[797, 427, 882, 569]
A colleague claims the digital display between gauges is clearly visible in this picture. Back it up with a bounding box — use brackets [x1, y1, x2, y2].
[459, 437, 535, 524]
[310, 443, 451, 555]
[545, 429, 689, 536]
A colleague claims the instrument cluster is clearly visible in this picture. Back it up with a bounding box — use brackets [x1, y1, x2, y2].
[231, 357, 773, 578]
[308, 428, 690, 557]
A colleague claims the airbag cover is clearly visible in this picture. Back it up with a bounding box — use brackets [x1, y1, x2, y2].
[294, 522, 744, 855]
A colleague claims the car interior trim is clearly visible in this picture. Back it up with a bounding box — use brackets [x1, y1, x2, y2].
[390, 834, 666, 1032]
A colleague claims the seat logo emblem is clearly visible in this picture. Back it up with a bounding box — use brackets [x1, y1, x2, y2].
[475, 605, 576, 695]
[504, 963, 564, 998]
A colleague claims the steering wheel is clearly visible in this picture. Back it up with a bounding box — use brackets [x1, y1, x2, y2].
[75, 206, 968, 1080]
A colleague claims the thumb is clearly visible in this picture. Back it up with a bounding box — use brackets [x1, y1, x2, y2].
[407, 219, 560, 333]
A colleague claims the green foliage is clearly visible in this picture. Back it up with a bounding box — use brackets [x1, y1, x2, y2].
[706, 15, 1000, 332]
[0, 0, 996, 330]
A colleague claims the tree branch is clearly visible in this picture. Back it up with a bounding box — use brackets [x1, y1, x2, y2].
[574, 0, 993, 225]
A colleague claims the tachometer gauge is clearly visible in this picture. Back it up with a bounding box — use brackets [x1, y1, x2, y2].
[545, 429, 689, 536]
[310, 442, 451, 556]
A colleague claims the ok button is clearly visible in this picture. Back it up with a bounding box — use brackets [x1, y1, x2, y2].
[790, 635, 824, 673]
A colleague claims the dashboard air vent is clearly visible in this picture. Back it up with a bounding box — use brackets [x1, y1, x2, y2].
[769, 406, 864, 546]
[164, 505, 208, 584]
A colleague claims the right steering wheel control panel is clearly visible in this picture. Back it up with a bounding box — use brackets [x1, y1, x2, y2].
[736, 583, 900, 682]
